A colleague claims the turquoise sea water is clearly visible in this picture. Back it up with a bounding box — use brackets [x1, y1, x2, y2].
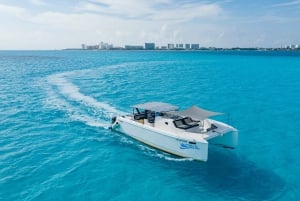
[0, 50, 299, 201]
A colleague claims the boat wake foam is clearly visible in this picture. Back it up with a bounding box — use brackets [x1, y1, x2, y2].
[43, 62, 159, 129]
[45, 72, 122, 129]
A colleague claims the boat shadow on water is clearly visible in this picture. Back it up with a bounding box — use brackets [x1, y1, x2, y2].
[108, 129, 286, 200]
[161, 148, 286, 201]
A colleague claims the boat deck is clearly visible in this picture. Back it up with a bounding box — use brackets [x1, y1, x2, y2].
[122, 114, 229, 141]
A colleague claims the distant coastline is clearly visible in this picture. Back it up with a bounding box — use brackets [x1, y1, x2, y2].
[64, 42, 300, 51]
[63, 47, 300, 51]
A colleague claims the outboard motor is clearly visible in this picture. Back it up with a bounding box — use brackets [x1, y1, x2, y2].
[111, 116, 117, 124]
[109, 116, 117, 130]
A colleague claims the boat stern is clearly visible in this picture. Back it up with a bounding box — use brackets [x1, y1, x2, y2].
[110, 116, 120, 130]
[208, 127, 238, 149]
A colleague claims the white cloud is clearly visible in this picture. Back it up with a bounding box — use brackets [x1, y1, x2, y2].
[152, 3, 222, 21]
[77, 0, 155, 18]
[79, 3, 105, 12]
[0, 4, 27, 17]
[29, 0, 48, 6]
[78, 0, 223, 21]
[272, 0, 300, 7]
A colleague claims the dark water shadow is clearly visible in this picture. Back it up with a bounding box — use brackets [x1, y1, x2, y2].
[159, 148, 286, 201]
[105, 130, 286, 201]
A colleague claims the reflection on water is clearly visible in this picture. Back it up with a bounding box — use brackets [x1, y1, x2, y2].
[161, 148, 286, 201]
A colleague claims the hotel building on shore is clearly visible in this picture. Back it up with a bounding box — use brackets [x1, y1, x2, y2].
[81, 42, 202, 50]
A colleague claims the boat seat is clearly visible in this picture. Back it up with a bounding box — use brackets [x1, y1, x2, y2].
[147, 111, 155, 123]
[173, 118, 198, 129]
[134, 113, 146, 120]
[207, 124, 218, 132]
[174, 119, 189, 129]
[182, 117, 199, 127]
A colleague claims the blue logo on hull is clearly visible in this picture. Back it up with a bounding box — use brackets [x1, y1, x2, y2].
[180, 143, 200, 150]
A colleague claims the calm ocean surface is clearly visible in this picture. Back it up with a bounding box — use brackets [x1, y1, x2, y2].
[0, 50, 299, 201]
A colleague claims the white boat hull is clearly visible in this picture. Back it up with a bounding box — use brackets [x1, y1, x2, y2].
[208, 130, 238, 148]
[113, 116, 209, 161]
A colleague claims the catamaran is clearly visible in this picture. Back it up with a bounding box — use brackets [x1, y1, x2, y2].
[110, 102, 238, 161]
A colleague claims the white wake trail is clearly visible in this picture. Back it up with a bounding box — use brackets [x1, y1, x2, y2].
[46, 72, 123, 129]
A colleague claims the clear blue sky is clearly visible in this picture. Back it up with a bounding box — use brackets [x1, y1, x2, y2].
[0, 0, 299, 49]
